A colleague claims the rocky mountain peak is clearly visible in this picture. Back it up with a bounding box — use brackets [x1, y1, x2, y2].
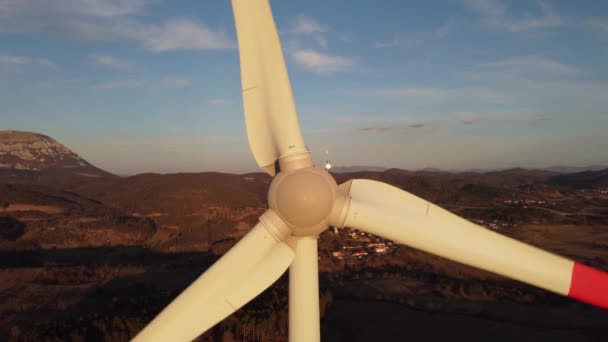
[0, 130, 89, 171]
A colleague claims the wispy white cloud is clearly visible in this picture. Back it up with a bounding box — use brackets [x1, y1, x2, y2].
[465, 56, 580, 82]
[90, 54, 133, 71]
[354, 55, 605, 119]
[482, 56, 578, 75]
[82, 18, 234, 51]
[0, 0, 148, 18]
[329, 114, 441, 133]
[144, 18, 234, 51]
[289, 15, 327, 35]
[283, 14, 356, 73]
[0, 0, 148, 34]
[342, 48, 605, 129]
[0, 52, 56, 70]
[92, 76, 192, 90]
[356, 86, 509, 104]
[291, 49, 355, 74]
[375, 22, 452, 49]
[208, 98, 230, 105]
[0, 1, 235, 52]
[464, 0, 563, 32]
[588, 18, 608, 35]
[288, 14, 328, 49]
[331, 109, 556, 136]
[358, 125, 397, 132]
[75, 0, 147, 17]
[358, 122, 432, 132]
[93, 79, 143, 90]
[455, 111, 554, 125]
[160, 76, 191, 88]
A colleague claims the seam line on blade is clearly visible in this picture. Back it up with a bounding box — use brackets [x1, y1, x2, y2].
[260, 222, 281, 242]
[343, 193, 355, 228]
[242, 85, 257, 92]
[259, 211, 290, 242]
[225, 299, 237, 311]
[426, 202, 430, 216]
[277, 150, 312, 161]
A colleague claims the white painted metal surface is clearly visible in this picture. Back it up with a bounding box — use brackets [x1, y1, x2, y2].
[343, 179, 574, 296]
[134, 219, 295, 341]
[232, 0, 308, 175]
[289, 237, 321, 342]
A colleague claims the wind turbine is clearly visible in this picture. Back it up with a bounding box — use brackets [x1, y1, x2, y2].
[135, 0, 608, 341]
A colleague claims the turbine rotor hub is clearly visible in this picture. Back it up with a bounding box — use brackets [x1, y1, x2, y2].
[268, 165, 337, 236]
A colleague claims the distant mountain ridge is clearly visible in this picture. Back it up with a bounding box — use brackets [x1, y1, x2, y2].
[1, 130, 606, 181]
[0, 130, 114, 183]
[330, 166, 388, 173]
[549, 169, 608, 189]
[331, 164, 608, 174]
[543, 165, 608, 173]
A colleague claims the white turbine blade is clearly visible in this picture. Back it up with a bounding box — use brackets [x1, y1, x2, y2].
[339, 179, 608, 309]
[289, 237, 321, 342]
[134, 221, 296, 342]
[232, 0, 308, 175]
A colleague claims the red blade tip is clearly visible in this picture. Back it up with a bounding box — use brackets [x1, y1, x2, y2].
[568, 262, 608, 309]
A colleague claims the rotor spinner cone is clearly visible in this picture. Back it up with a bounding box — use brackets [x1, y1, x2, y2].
[268, 165, 338, 236]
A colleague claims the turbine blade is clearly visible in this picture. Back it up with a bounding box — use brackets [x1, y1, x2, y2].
[289, 238, 321, 342]
[134, 220, 296, 341]
[339, 179, 608, 309]
[232, 0, 308, 175]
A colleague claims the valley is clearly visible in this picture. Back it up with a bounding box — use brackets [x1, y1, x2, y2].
[2, 166, 608, 341]
[2, 130, 608, 341]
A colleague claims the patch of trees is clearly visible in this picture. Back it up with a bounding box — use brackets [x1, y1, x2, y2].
[0, 216, 25, 240]
[111, 215, 157, 232]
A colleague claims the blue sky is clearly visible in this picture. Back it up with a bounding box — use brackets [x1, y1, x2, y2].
[1, 0, 607, 174]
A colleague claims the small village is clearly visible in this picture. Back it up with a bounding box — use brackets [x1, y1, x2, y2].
[577, 187, 608, 195]
[470, 218, 511, 231]
[330, 228, 393, 260]
[594, 187, 608, 195]
[503, 198, 549, 208]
